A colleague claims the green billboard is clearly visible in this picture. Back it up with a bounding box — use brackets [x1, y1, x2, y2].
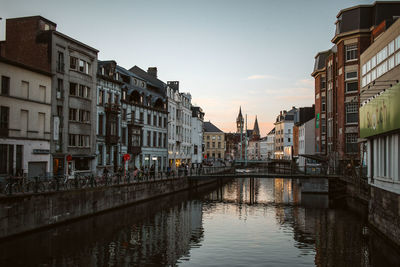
[360, 83, 400, 138]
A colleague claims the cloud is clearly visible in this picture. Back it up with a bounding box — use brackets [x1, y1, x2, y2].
[246, 74, 278, 80]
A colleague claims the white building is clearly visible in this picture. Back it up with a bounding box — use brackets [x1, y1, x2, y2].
[274, 108, 297, 159]
[166, 81, 192, 168]
[260, 127, 275, 160]
[0, 58, 52, 177]
[298, 118, 315, 168]
[191, 106, 204, 165]
[266, 128, 276, 159]
[259, 137, 268, 160]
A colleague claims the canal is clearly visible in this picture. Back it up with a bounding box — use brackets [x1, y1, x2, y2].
[0, 178, 399, 266]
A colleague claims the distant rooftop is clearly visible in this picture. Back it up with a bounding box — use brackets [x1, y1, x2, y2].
[204, 121, 223, 133]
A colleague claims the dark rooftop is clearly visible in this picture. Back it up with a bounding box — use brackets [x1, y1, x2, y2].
[204, 121, 223, 133]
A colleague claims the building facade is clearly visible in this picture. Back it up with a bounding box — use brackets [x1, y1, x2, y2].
[359, 17, 400, 246]
[0, 58, 52, 177]
[266, 128, 275, 159]
[166, 81, 192, 168]
[0, 16, 99, 177]
[298, 118, 316, 168]
[128, 66, 168, 172]
[191, 106, 204, 165]
[96, 61, 124, 175]
[312, 2, 400, 171]
[203, 121, 225, 161]
[274, 108, 296, 159]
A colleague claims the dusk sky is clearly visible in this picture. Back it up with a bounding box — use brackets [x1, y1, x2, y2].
[2, 0, 378, 135]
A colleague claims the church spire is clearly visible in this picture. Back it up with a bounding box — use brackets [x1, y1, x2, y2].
[252, 116, 260, 139]
[236, 106, 244, 133]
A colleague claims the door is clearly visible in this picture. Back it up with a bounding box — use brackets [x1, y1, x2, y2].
[28, 162, 47, 178]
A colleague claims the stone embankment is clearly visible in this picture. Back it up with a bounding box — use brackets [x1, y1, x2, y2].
[0, 177, 219, 239]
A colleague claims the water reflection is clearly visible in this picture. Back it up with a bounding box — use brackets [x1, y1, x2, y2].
[0, 178, 399, 266]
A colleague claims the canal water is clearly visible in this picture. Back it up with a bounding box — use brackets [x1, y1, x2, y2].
[0, 178, 399, 266]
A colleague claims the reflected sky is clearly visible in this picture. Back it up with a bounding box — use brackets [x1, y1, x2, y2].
[0, 178, 399, 266]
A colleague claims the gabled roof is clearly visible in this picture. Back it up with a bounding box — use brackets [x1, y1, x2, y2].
[267, 127, 275, 135]
[204, 121, 223, 133]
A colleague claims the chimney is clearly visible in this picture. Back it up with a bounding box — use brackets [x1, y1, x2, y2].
[147, 67, 157, 78]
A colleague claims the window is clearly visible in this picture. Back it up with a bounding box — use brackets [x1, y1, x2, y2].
[153, 131, 156, 147]
[69, 108, 77, 121]
[147, 114, 151, 125]
[346, 81, 358, 93]
[153, 115, 157, 126]
[164, 118, 167, 128]
[159, 116, 162, 127]
[322, 97, 326, 112]
[388, 40, 395, 56]
[122, 109, 127, 120]
[70, 57, 78, 70]
[346, 102, 358, 124]
[396, 52, 400, 66]
[122, 128, 126, 145]
[98, 114, 104, 135]
[56, 79, 63, 99]
[345, 44, 357, 61]
[346, 133, 358, 153]
[0, 106, 9, 137]
[99, 90, 104, 105]
[207, 142, 210, 148]
[388, 56, 395, 70]
[320, 79, 326, 89]
[85, 62, 91, 75]
[147, 131, 151, 146]
[69, 134, 77, 146]
[79, 59, 85, 72]
[345, 71, 357, 80]
[57, 52, 64, 73]
[79, 85, 85, 97]
[70, 83, 77, 96]
[212, 142, 215, 148]
[288, 138, 291, 142]
[321, 119, 326, 134]
[98, 145, 103, 165]
[396, 35, 400, 50]
[1, 76, 10, 95]
[218, 142, 221, 148]
[122, 90, 126, 101]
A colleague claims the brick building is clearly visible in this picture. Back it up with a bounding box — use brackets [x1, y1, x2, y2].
[312, 2, 400, 170]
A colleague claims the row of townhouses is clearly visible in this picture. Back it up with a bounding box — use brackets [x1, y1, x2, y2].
[0, 16, 205, 178]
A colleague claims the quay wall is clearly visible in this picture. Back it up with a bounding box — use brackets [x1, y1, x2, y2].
[369, 186, 400, 248]
[0, 177, 219, 239]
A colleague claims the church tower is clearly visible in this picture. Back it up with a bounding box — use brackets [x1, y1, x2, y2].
[236, 106, 244, 133]
[251, 116, 260, 140]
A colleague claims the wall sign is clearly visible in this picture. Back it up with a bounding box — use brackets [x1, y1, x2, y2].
[360, 83, 400, 138]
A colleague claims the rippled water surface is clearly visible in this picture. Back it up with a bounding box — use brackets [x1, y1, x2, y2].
[1, 178, 399, 266]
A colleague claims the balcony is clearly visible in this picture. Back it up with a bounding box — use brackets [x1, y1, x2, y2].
[128, 118, 144, 127]
[128, 146, 141, 155]
[105, 135, 119, 144]
[105, 103, 121, 113]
